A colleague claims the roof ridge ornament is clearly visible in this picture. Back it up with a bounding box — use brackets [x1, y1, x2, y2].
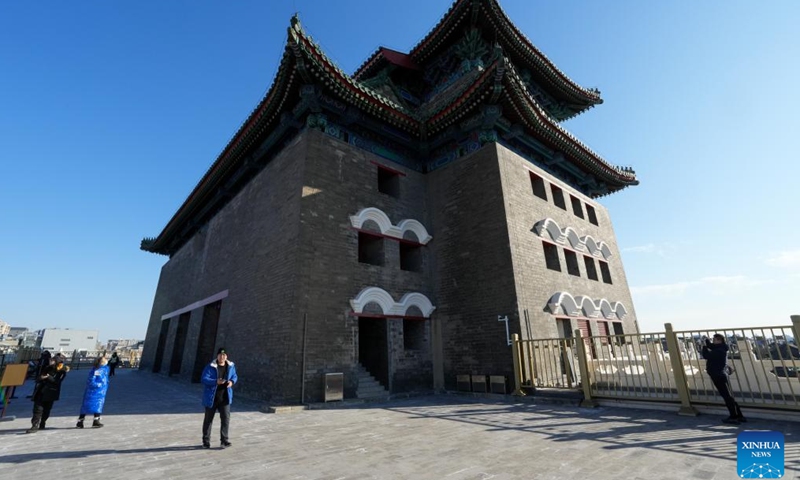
[290, 13, 302, 31]
[455, 27, 489, 73]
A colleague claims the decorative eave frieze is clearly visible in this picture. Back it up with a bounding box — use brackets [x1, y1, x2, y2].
[546, 292, 627, 321]
[533, 218, 612, 260]
[350, 287, 436, 318]
[349, 207, 432, 244]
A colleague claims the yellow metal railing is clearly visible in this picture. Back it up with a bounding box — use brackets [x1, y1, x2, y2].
[674, 325, 800, 411]
[515, 336, 580, 389]
[585, 331, 680, 401]
[512, 316, 800, 414]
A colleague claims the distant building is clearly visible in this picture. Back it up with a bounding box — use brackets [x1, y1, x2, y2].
[0, 320, 10, 337]
[106, 338, 142, 351]
[17, 330, 40, 348]
[0, 338, 16, 351]
[8, 326, 28, 338]
[39, 328, 99, 353]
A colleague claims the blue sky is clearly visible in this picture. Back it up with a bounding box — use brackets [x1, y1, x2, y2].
[1, 1, 798, 341]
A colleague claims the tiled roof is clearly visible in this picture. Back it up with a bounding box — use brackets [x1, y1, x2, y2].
[142, 12, 634, 255]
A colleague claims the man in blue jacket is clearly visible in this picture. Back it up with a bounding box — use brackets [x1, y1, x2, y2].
[702, 334, 745, 424]
[201, 347, 238, 449]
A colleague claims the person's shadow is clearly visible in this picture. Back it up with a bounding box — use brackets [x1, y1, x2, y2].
[0, 426, 99, 436]
[0, 446, 205, 464]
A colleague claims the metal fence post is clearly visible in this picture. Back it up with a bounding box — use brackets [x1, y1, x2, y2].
[511, 334, 526, 396]
[574, 329, 597, 407]
[664, 323, 698, 416]
[791, 316, 800, 351]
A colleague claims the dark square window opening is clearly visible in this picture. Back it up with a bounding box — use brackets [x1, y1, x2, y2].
[400, 242, 423, 272]
[378, 167, 400, 198]
[612, 322, 625, 346]
[542, 242, 561, 272]
[530, 172, 547, 201]
[584, 256, 599, 281]
[570, 195, 584, 219]
[564, 250, 580, 277]
[551, 185, 566, 210]
[599, 260, 613, 284]
[403, 319, 426, 350]
[358, 232, 384, 266]
[586, 204, 599, 226]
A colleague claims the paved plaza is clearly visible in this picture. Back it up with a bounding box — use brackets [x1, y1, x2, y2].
[0, 369, 797, 479]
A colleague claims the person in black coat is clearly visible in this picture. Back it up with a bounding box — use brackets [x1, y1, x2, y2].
[36, 350, 51, 379]
[702, 334, 745, 424]
[108, 352, 120, 377]
[27, 353, 69, 433]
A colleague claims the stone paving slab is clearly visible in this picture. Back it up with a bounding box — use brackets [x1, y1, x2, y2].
[0, 369, 798, 479]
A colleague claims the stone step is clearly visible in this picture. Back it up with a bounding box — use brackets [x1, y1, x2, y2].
[357, 391, 389, 399]
[357, 381, 386, 392]
[358, 379, 385, 389]
[356, 363, 388, 398]
[358, 384, 387, 394]
[356, 371, 381, 383]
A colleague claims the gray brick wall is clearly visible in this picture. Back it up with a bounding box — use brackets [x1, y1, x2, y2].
[140, 131, 639, 403]
[294, 130, 434, 401]
[427, 144, 520, 390]
[495, 144, 639, 340]
[140, 133, 308, 403]
[142, 130, 438, 403]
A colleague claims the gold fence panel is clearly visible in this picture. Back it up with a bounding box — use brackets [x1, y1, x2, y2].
[511, 317, 800, 413]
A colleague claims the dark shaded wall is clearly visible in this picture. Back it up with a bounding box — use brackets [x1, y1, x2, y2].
[293, 130, 434, 400]
[427, 144, 520, 390]
[140, 133, 308, 403]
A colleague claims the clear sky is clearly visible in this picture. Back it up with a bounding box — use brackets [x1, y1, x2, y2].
[1, 1, 799, 341]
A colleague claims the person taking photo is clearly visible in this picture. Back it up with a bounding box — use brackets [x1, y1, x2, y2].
[702, 334, 746, 424]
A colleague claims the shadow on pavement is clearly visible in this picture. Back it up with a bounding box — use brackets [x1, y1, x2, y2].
[379, 398, 800, 471]
[3, 368, 262, 419]
[0, 446, 204, 464]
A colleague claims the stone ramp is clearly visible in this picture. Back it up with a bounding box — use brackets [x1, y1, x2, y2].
[0, 369, 798, 479]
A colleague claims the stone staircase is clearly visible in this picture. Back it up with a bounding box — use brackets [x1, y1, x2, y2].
[356, 363, 389, 400]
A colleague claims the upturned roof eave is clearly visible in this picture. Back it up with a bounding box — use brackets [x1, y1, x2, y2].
[405, 0, 602, 108]
[500, 59, 637, 189]
[419, 56, 636, 190]
[142, 11, 634, 255]
[141, 24, 305, 255]
[482, 0, 602, 106]
[142, 18, 422, 255]
[292, 26, 419, 130]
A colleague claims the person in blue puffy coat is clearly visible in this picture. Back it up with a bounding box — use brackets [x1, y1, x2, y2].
[201, 347, 238, 449]
[76, 356, 110, 428]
